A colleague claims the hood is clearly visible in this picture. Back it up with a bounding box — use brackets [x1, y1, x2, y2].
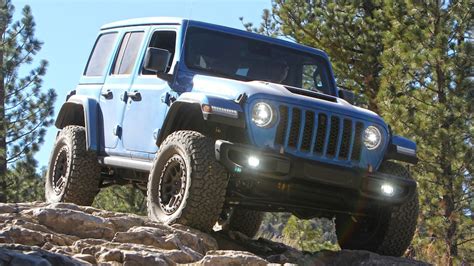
[190, 74, 386, 125]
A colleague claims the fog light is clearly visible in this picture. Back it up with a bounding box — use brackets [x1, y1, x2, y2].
[248, 156, 260, 168]
[381, 184, 395, 196]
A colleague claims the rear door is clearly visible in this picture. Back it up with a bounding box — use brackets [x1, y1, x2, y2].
[100, 29, 146, 153]
[76, 31, 119, 153]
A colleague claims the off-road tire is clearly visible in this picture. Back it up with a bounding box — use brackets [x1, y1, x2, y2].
[147, 130, 228, 232]
[228, 208, 264, 238]
[45, 126, 101, 206]
[335, 161, 419, 256]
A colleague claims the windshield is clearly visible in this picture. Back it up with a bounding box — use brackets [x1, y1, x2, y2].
[184, 27, 334, 95]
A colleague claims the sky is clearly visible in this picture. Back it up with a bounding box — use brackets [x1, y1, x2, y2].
[12, 0, 271, 169]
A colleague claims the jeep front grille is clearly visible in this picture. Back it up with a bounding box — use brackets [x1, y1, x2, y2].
[275, 106, 363, 162]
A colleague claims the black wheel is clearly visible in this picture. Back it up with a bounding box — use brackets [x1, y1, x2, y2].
[147, 130, 228, 231]
[335, 161, 419, 256]
[228, 208, 264, 238]
[45, 126, 101, 206]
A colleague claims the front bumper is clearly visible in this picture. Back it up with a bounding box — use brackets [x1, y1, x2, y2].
[215, 140, 417, 205]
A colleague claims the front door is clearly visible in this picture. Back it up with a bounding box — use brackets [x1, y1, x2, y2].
[121, 27, 179, 156]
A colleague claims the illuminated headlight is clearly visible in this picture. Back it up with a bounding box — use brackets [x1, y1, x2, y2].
[363, 126, 382, 150]
[252, 102, 274, 127]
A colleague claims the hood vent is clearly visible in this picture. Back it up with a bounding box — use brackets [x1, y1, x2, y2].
[284, 86, 338, 103]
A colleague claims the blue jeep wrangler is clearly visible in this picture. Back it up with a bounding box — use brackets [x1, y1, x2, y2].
[46, 17, 419, 256]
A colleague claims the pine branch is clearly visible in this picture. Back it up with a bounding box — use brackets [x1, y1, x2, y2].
[1, 24, 25, 46]
[6, 107, 43, 128]
[6, 115, 46, 145]
[4, 92, 33, 111]
[454, 195, 473, 205]
[5, 71, 40, 99]
[6, 138, 37, 163]
[457, 237, 474, 246]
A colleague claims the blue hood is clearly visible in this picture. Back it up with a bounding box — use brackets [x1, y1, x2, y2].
[190, 74, 386, 126]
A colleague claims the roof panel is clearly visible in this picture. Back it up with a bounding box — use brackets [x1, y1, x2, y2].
[100, 17, 186, 30]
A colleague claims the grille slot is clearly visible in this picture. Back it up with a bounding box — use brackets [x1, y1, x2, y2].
[274, 105, 364, 163]
[339, 119, 352, 159]
[314, 113, 327, 154]
[301, 111, 314, 151]
[351, 122, 364, 161]
[288, 108, 301, 148]
[275, 106, 288, 145]
[326, 116, 340, 157]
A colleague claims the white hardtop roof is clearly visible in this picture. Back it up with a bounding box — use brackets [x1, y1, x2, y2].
[101, 17, 186, 30]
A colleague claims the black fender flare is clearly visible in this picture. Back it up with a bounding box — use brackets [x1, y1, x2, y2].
[156, 101, 202, 146]
[55, 95, 100, 151]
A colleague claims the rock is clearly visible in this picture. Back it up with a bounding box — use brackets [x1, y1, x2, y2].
[0, 202, 429, 265]
[97, 248, 123, 263]
[112, 226, 180, 250]
[107, 215, 145, 232]
[22, 207, 115, 240]
[198, 250, 268, 265]
[299, 249, 429, 266]
[72, 253, 96, 264]
[0, 243, 85, 265]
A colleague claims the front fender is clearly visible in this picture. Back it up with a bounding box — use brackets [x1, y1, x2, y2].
[385, 135, 418, 164]
[55, 95, 100, 152]
[156, 92, 246, 145]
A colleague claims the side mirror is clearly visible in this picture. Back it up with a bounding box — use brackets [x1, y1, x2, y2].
[144, 47, 171, 74]
[339, 89, 355, 105]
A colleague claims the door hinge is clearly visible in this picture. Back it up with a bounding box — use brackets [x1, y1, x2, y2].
[161, 92, 176, 105]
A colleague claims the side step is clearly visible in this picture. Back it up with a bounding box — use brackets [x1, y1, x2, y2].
[98, 156, 152, 172]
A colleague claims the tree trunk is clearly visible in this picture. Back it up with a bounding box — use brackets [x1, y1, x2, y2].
[436, 61, 458, 265]
[0, 25, 7, 203]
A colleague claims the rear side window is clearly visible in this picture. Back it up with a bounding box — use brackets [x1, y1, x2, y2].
[112, 31, 144, 75]
[84, 33, 118, 76]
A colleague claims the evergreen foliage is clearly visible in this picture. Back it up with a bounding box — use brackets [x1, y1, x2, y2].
[93, 185, 146, 216]
[243, 0, 473, 264]
[0, 0, 56, 202]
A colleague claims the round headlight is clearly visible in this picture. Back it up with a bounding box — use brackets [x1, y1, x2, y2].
[364, 126, 382, 150]
[252, 102, 273, 127]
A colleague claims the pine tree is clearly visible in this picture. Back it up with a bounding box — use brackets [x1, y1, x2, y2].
[380, 1, 473, 264]
[242, 0, 391, 112]
[93, 185, 146, 215]
[0, 0, 56, 202]
[246, 0, 473, 263]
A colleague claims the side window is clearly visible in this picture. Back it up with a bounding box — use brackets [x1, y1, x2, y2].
[112, 31, 144, 75]
[142, 31, 177, 75]
[84, 32, 118, 76]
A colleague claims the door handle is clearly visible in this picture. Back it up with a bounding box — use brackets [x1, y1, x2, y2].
[101, 90, 113, 99]
[127, 91, 142, 101]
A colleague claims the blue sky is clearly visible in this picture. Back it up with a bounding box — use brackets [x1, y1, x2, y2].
[12, 0, 271, 168]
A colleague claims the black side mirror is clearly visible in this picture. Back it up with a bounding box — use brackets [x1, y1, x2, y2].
[144, 47, 171, 74]
[339, 89, 355, 105]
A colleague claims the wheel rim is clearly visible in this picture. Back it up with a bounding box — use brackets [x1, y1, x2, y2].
[52, 146, 69, 195]
[158, 154, 187, 215]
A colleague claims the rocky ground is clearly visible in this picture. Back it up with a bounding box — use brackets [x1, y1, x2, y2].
[0, 202, 428, 265]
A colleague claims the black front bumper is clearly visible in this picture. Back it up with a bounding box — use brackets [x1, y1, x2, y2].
[215, 140, 417, 205]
